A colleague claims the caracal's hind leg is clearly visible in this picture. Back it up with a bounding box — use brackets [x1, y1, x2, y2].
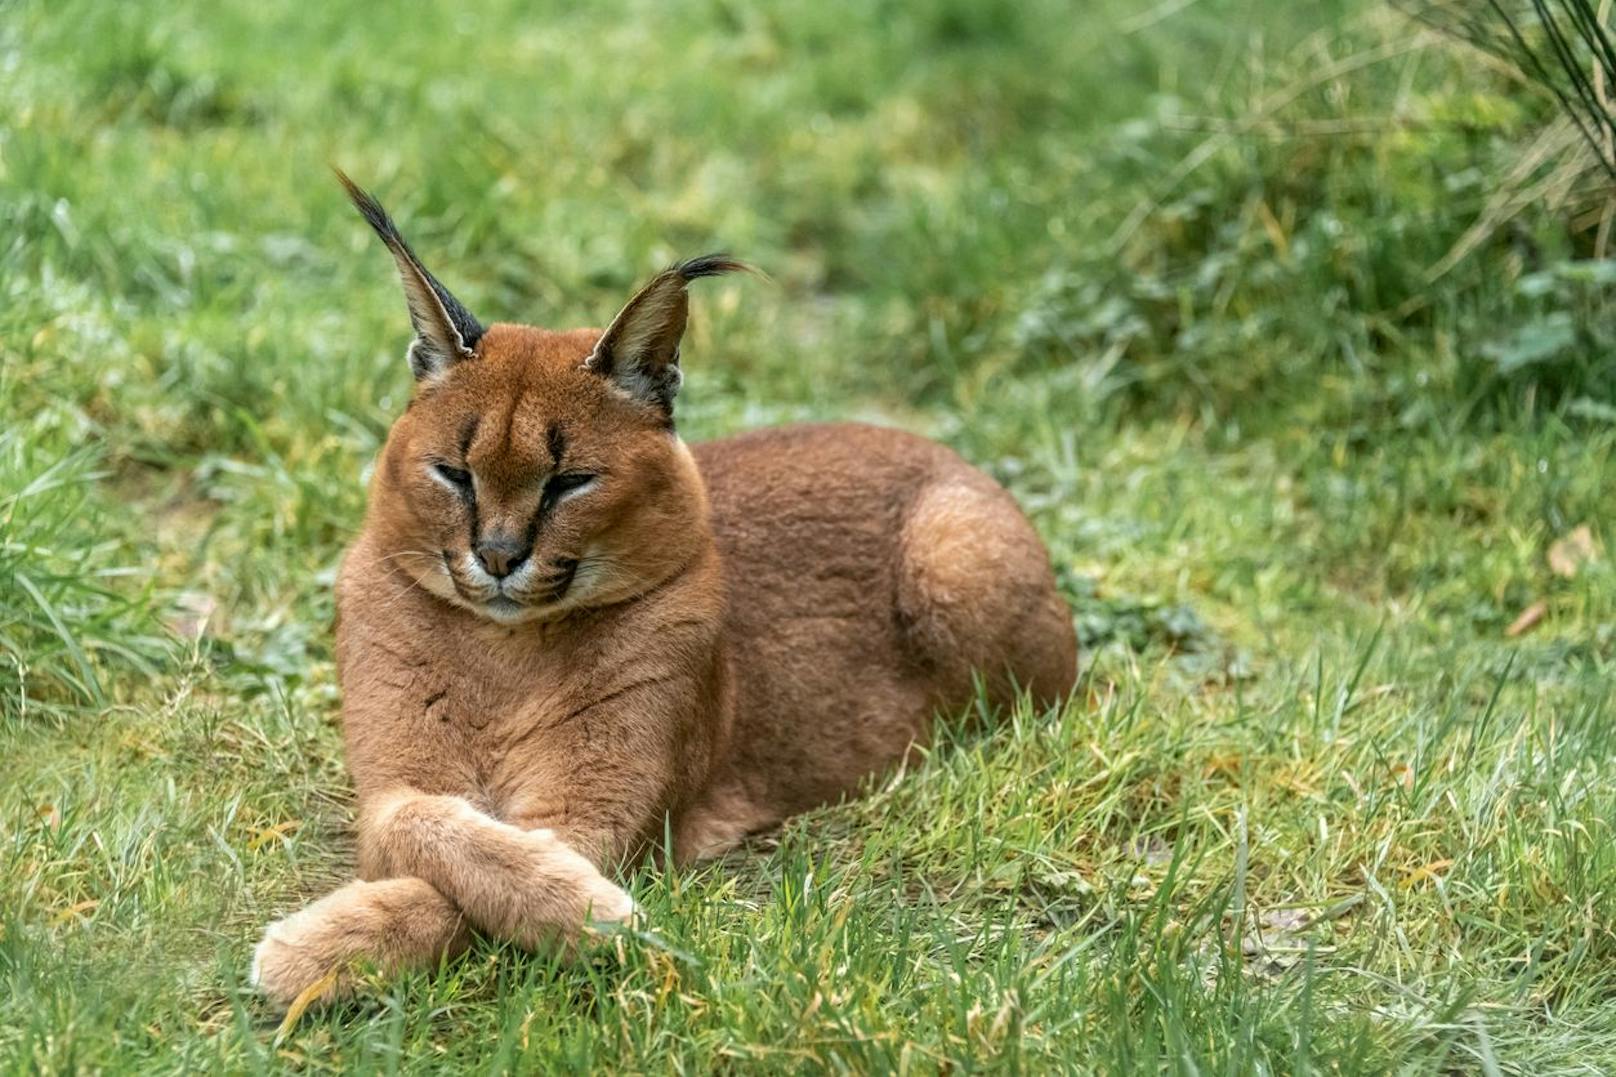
[897, 477, 1078, 711]
[252, 877, 471, 1008]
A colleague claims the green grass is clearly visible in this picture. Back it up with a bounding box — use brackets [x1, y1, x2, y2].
[4, 0, 1615, 1070]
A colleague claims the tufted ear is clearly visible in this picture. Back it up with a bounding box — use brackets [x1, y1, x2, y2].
[335, 169, 485, 381]
[585, 255, 750, 416]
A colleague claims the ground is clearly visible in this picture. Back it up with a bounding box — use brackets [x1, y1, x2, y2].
[3, 0, 1615, 1071]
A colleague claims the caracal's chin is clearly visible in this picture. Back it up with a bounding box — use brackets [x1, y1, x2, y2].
[474, 595, 575, 626]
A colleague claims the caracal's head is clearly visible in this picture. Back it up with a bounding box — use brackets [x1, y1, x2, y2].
[336, 171, 749, 625]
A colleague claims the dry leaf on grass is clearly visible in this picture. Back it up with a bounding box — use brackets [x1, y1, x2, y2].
[1127, 834, 1175, 868]
[164, 591, 219, 641]
[247, 820, 302, 851]
[1505, 601, 1547, 637]
[51, 899, 99, 925]
[1400, 858, 1454, 889]
[1236, 897, 1363, 977]
[1548, 525, 1598, 578]
[1391, 761, 1415, 789]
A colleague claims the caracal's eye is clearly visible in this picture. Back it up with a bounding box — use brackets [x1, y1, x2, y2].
[434, 463, 473, 490]
[543, 473, 596, 505]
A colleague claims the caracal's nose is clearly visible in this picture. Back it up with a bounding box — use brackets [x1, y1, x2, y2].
[474, 537, 529, 579]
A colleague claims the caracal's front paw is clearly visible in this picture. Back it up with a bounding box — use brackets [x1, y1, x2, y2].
[503, 828, 638, 944]
[251, 907, 356, 1010]
[582, 876, 638, 928]
[250, 877, 468, 1009]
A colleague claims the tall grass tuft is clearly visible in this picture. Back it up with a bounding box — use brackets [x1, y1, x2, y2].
[0, 432, 166, 723]
[1403, 0, 1616, 258]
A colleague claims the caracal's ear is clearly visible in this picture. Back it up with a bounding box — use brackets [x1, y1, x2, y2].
[334, 169, 485, 381]
[585, 255, 751, 416]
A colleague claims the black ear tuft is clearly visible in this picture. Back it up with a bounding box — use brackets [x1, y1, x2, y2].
[333, 168, 485, 380]
[585, 254, 753, 417]
[673, 253, 755, 282]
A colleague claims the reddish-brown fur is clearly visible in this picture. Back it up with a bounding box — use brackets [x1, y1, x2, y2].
[251, 186, 1076, 1007]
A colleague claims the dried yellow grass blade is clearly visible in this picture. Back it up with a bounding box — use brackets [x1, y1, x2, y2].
[274, 966, 341, 1042]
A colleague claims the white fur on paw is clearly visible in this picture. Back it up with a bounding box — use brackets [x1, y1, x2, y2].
[250, 926, 304, 1007]
[251, 911, 336, 1009]
[585, 880, 637, 926]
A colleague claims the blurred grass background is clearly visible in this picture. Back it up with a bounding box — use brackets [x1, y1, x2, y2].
[2, 0, 1614, 1070]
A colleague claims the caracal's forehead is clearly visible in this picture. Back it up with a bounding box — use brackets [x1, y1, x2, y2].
[474, 324, 602, 376]
[450, 324, 604, 407]
[395, 322, 674, 482]
[408, 325, 600, 429]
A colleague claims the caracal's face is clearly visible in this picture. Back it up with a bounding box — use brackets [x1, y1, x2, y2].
[333, 174, 737, 624]
[374, 325, 703, 625]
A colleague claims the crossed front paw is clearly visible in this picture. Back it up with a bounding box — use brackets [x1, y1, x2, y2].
[251, 906, 356, 1010]
[488, 827, 639, 945]
[250, 876, 471, 1009]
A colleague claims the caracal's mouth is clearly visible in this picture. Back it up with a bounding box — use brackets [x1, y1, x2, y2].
[483, 595, 525, 619]
[471, 558, 580, 624]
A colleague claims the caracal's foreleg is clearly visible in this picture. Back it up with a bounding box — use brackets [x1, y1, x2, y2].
[252, 791, 634, 1008]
